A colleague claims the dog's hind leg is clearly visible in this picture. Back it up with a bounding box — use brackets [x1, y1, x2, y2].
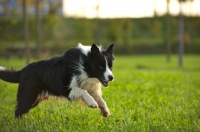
[15, 83, 41, 118]
[31, 91, 49, 108]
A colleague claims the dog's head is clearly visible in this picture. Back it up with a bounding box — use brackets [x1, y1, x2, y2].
[86, 44, 114, 87]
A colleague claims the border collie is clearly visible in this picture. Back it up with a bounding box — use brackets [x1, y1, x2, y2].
[0, 43, 114, 118]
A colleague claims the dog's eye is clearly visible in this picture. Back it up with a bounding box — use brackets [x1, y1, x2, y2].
[99, 66, 103, 69]
[99, 65, 104, 69]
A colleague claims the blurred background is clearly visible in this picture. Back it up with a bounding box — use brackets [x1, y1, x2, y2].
[0, 0, 199, 64]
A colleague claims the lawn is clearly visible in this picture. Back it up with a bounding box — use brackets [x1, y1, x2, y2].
[0, 55, 200, 132]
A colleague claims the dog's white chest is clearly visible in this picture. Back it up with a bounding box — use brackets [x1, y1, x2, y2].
[80, 78, 101, 94]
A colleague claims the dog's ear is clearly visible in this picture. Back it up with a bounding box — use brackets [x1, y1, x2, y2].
[91, 44, 99, 55]
[106, 44, 114, 54]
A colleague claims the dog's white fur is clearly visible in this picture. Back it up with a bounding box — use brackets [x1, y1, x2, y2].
[78, 43, 91, 56]
[0, 66, 6, 71]
[41, 90, 48, 100]
[78, 43, 103, 55]
[104, 57, 114, 81]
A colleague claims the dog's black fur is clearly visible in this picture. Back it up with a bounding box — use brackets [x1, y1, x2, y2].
[0, 44, 114, 118]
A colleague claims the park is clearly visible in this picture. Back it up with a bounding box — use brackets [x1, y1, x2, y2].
[0, 0, 200, 131]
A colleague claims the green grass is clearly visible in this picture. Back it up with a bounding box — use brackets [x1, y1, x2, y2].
[0, 55, 200, 132]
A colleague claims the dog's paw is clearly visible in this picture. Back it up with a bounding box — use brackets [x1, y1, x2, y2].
[88, 100, 98, 108]
[101, 109, 110, 117]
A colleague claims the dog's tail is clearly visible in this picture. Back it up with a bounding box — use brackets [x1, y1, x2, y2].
[0, 66, 21, 83]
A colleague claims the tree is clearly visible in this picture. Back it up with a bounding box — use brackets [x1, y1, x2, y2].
[22, 0, 30, 65]
[2, 0, 8, 16]
[94, 2, 101, 43]
[178, 0, 194, 67]
[35, 0, 41, 59]
[178, 0, 185, 67]
[166, 0, 171, 63]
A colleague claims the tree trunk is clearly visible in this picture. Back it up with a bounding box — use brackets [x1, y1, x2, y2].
[166, 0, 171, 63]
[95, 4, 100, 43]
[35, 0, 41, 59]
[23, 0, 30, 65]
[178, 1, 184, 67]
[3, 0, 8, 17]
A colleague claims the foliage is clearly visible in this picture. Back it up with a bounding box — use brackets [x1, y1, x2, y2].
[0, 16, 200, 54]
[0, 55, 200, 131]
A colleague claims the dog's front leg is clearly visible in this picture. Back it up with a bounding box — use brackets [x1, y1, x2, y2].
[68, 88, 98, 108]
[92, 96, 110, 117]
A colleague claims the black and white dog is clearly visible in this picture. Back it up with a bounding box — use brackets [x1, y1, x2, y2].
[0, 43, 114, 118]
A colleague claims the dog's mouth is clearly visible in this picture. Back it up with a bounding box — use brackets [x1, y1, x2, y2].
[99, 78, 109, 87]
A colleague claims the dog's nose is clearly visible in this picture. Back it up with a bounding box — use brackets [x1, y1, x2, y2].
[108, 75, 114, 81]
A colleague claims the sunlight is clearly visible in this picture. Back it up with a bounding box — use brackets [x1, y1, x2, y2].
[63, 0, 200, 18]
[99, 0, 154, 18]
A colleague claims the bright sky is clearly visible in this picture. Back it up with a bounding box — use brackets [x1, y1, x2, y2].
[63, 0, 200, 18]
